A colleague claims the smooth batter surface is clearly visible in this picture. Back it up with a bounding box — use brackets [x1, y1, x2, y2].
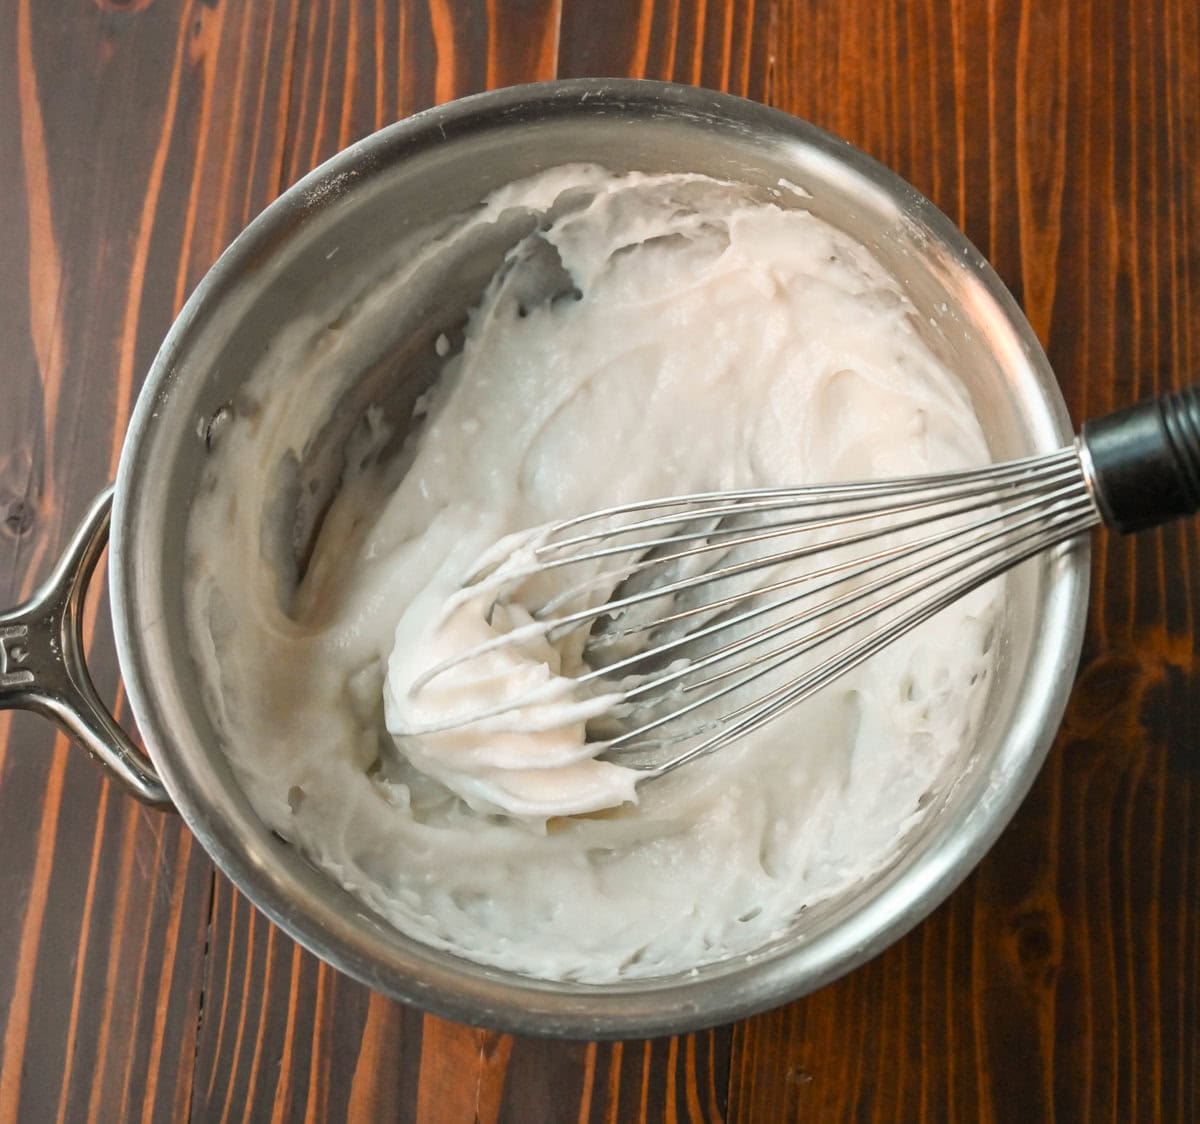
[185, 167, 1000, 982]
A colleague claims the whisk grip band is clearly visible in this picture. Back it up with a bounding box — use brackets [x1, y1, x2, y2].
[1079, 386, 1200, 533]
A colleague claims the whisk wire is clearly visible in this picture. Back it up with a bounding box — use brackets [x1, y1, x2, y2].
[537, 447, 1082, 551]
[647, 486, 1098, 699]
[403, 447, 1102, 770]
[614, 502, 1100, 774]
[573, 475, 1093, 729]
[411, 449, 1086, 698]
[586, 470, 1095, 656]
[530, 450, 1083, 601]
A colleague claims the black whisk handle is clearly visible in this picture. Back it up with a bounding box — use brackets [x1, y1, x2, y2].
[1080, 386, 1200, 533]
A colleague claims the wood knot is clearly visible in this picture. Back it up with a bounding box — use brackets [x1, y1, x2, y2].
[2, 499, 35, 538]
[1006, 907, 1062, 989]
[1066, 651, 1144, 733]
[0, 466, 37, 539]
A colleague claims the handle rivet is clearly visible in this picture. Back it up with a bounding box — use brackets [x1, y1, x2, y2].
[0, 625, 34, 687]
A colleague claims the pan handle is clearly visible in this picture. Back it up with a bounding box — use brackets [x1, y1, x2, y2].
[0, 487, 171, 807]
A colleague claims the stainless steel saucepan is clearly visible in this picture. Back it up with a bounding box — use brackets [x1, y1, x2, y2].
[0, 79, 1088, 1037]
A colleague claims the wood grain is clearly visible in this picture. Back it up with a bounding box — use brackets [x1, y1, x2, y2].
[1, 0, 1197, 1120]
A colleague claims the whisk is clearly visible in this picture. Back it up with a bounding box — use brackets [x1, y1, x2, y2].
[408, 387, 1200, 779]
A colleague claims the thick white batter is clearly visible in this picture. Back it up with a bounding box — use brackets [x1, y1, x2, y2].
[185, 167, 1000, 982]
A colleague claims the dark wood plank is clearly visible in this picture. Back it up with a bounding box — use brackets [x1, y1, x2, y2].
[728, 1, 1200, 1121]
[1, 2, 222, 1121]
[1, 0, 1197, 1121]
[557, 0, 768, 99]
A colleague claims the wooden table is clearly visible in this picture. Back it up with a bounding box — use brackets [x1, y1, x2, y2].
[2, 1, 1197, 1119]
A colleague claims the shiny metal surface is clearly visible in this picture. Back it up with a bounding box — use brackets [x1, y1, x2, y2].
[84, 79, 1081, 1036]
